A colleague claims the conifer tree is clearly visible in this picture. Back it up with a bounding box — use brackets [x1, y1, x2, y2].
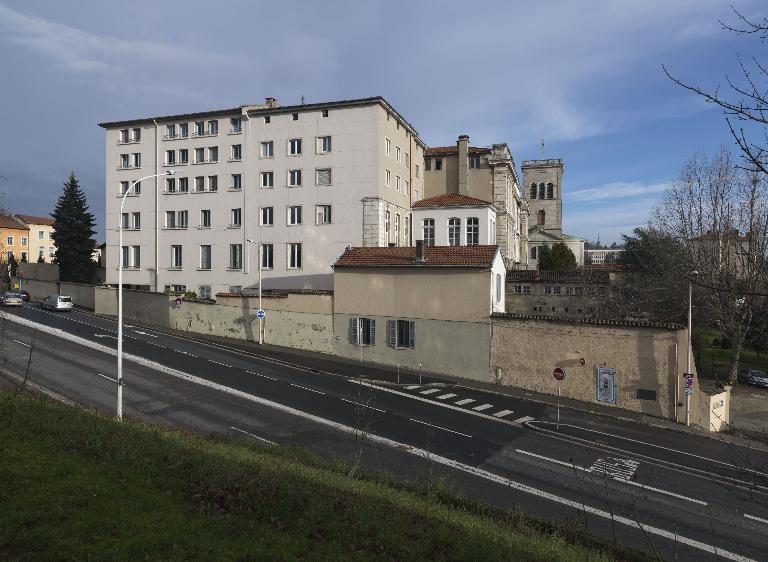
[538, 242, 578, 270]
[51, 172, 96, 283]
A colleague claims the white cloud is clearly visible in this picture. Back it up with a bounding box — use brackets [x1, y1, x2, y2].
[567, 181, 670, 202]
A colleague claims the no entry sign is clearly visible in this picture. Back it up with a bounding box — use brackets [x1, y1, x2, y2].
[553, 367, 566, 381]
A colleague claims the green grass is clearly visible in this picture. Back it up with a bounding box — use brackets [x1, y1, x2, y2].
[0, 390, 648, 561]
[695, 328, 768, 381]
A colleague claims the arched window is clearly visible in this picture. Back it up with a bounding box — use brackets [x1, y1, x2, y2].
[530, 246, 537, 259]
[530, 183, 537, 199]
[536, 210, 545, 225]
[448, 217, 461, 246]
[538, 183, 545, 199]
[547, 182, 554, 199]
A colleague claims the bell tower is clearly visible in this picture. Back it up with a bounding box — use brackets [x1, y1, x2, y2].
[521, 159, 564, 235]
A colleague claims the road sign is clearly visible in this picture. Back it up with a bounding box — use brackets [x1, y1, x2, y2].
[684, 387, 694, 396]
[684, 374, 694, 388]
[256, 309, 266, 320]
[553, 367, 566, 381]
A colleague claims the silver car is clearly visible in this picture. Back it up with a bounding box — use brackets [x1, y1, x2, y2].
[1, 292, 23, 306]
[41, 295, 73, 312]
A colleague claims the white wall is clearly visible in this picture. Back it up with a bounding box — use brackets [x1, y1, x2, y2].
[410, 206, 496, 246]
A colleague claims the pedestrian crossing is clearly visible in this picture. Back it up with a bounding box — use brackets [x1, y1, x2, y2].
[403, 385, 533, 424]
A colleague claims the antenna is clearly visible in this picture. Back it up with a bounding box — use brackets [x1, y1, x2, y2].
[300, 95, 305, 105]
[541, 138, 545, 157]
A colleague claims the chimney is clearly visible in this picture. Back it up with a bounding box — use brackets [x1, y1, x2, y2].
[265, 97, 278, 108]
[415, 240, 425, 262]
[458, 134, 469, 196]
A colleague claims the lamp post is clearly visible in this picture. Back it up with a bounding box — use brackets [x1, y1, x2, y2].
[685, 270, 698, 427]
[246, 238, 263, 344]
[117, 171, 175, 421]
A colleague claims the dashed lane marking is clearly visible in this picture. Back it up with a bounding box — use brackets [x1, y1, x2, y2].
[512, 415, 535, 424]
[339, 397, 387, 413]
[455, 398, 475, 406]
[95, 372, 117, 383]
[175, 350, 198, 357]
[472, 403, 493, 411]
[11, 339, 31, 347]
[409, 418, 472, 438]
[436, 393, 458, 400]
[208, 360, 231, 367]
[246, 370, 277, 381]
[493, 409, 514, 418]
[420, 388, 442, 395]
[229, 426, 277, 445]
[406, 385, 420, 390]
[291, 383, 325, 395]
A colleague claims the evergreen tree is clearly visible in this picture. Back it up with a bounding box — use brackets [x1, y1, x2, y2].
[538, 242, 578, 270]
[7, 254, 17, 280]
[51, 172, 96, 283]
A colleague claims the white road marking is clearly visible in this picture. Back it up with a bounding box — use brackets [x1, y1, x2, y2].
[455, 398, 475, 405]
[436, 393, 458, 400]
[420, 388, 442, 395]
[472, 403, 493, 411]
[493, 409, 514, 418]
[95, 372, 117, 383]
[291, 383, 325, 395]
[229, 426, 277, 445]
[1, 312, 755, 562]
[94, 334, 116, 339]
[513, 415, 535, 424]
[11, 339, 30, 347]
[623, 480, 707, 505]
[409, 418, 472, 438]
[134, 330, 158, 338]
[339, 397, 387, 413]
[744, 513, 768, 524]
[406, 385, 420, 389]
[175, 350, 198, 357]
[208, 360, 231, 367]
[516, 449, 590, 472]
[246, 370, 277, 381]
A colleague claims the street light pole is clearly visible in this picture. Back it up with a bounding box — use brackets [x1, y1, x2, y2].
[117, 171, 175, 421]
[685, 270, 698, 427]
[246, 238, 263, 344]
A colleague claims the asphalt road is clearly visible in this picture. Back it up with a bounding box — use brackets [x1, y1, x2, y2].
[2, 304, 767, 561]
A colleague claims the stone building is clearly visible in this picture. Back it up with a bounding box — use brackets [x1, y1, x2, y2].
[505, 269, 611, 317]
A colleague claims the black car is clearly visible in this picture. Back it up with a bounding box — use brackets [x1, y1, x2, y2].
[737, 368, 768, 388]
[16, 290, 30, 302]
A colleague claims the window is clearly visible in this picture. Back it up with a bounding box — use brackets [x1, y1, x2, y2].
[263, 116, 271, 124]
[199, 245, 211, 270]
[396, 146, 401, 163]
[405, 152, 409, 167]
[530, 183, 537, 199]
[195, 121, 205, 136]
[179, 123, 188, 138]
[208, 175, 218, 192]
[200, 210, 211, 228]
[120, 180, 140, 195]
[207, 120, 218, 135]
[131, 246, 140, 268]
[530, 246, 537, 260]
[496, 274, 502, 303]
[292, 112, 299, 121]
[121, 246, 129, 268]
[195, 148, 205, 163]
[261, 207, 274, 225]
[389, 319, 415, 349]
[229, 144, 241, 160]
[261, 171, 274, 188]
[132, 153, 141, 167]
[513, 285, 530, 295]
[425, 159, 431, 171]
[316, 205, 331, 224]
[209, 146, 218, 162]
[317, 136, 332, 153]
[48, 231, 54, 240]
[179, 177, 189, 192]
[119, 129, 129, 143]
[289, 169, 302, 187]
[38, 247, 44, 259]
[395, 214, 400, 245]
[538, 183, 545, 199]
[434, 158, 442, 171]
[261, 141, 273, 157]
[321, 109, 328, 117]
[466, 217, 479, 245]
[132, 128, 141, 142]
[423, 218, 435, 246]
[230, 117, 242, 133]
[231, 174, 242, 190]
[316, 168, 331, 186]
[229, 244, 243, 269]
[120, 154, 130, 168]
[21, 237, 27, 246]
[547, 182, 554, 199]
[536, 210, 545, 226]
[469, 155, 481, 168]
[414, 165, 420, 180]
[385, 169, 391, 187]
[404, 180, 409, 195]
[165, 284, 187, 293]
[261, 244, 273, 269]
[352, 317, 376, 346]
[448, 218, 460, 246]
[195, 176, 205, 192]
[165, 211, 187, 228]
[131, 212, 140, 229]
[230, 208, 242, 227]
[166, 150, 176, 165]
[165, 124, 176, 139]
[166, 178, 176, 193]
[288, 206, 302, 225]
[405, 217, 409, 246]
[38, 230, 44, 240]
[179, 149, 188, 164]
[170, 245, 183, 269]
[289, 138, 302, 155]
[396, 176, 401, 192]
[178, 210, 188, 228]
[385, 138, 391, 156]
[21, 252, 27, 262]
[385, 211, 390, 245]
[6, 236, 12, 245]
[199, 286, 212, 299]
[288, 243, 302, 269]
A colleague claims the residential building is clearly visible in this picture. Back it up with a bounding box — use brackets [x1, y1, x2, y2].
[332, 244, 505, 379]
[422, 135, 527, 266]
[99, 96, 426, 295]
[505, 269, 611, 317]
[14, 214, 56, 263]
[410, 193, 497, 247]
[521, 159, 584, 269]
[584, 248, 623, 265]
[0, 215, 29, 264]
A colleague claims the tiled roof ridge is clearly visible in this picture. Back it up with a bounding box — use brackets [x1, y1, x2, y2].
[412, 193, 493, 208]
[334, 245, 499, 268]
[491, 312, 682, 331]
[426, 145, 491, 155]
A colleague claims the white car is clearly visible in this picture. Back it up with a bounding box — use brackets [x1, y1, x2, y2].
[41, 295, 73, 312]
[1, 292, 23, 306]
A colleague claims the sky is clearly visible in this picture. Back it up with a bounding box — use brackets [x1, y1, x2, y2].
[0, 0, 763, 244]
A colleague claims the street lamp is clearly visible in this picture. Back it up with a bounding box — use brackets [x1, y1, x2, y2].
[685, 270, 698, 427]
[246, 238, 263, 344]
[117, 170, 175, 421]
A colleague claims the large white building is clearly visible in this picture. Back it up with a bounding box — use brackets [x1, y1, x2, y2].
[99, 97, 426, 296]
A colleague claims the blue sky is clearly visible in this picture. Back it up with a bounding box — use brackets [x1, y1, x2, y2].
[0, 0, 762, 244]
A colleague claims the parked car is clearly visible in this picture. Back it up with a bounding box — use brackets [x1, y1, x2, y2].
[16, 290, 30, 302]
[737, 368, 768, 388]
[40, 295, 73, 312]
[1, 292, 23, 306]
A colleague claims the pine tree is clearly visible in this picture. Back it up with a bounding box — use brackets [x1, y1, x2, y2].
[538, 242, 578, 270]
[51, 172, 96, 283]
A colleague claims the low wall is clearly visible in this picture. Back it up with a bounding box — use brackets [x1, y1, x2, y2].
[18, 262, 59, 282]
[59, 282, 95, 310]
[19, 279, 59, 300]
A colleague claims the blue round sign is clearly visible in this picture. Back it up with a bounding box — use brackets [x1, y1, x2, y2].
[256, 309, 265, 319]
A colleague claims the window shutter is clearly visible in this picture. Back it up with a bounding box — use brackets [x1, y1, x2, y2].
[317, 168, 331, 186]
[388, 320, 396, 347]
[351, 318, 358, 345]
[370, 320, 376, 345]
[408, 321, 416, 349]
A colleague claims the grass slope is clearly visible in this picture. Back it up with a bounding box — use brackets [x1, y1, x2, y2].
[0, 391, 645, 561]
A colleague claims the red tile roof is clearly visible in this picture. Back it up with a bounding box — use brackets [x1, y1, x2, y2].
[0, 215, 29, 230]
[15, 214, 54, 226]
[412, 193, 493, 208]
[425, 145, 491, 156]
[334, 245, 500, 268]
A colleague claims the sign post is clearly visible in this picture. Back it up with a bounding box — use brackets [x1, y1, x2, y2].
[683, 373, 694, 425]
[553, 367, 566, 431]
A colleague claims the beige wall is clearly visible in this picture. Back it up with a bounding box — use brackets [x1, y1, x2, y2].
[0, 226, 30, 262]
[19, 262, 59, 282]
[19, 279, 58, 300]
[25, 223, 57, 263]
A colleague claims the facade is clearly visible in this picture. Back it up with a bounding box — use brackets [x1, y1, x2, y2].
[505, 269, 610, 317]
[410, 193, 497, 247]
[14, 215, 56, 263]
[333, 245, 506, 379]
[584, 248, 623, 265]
[521, 159, 584, 269]
[99, 96, 426, 296]
[422, 136, 527, 266]
[0, 215, 29, 264]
